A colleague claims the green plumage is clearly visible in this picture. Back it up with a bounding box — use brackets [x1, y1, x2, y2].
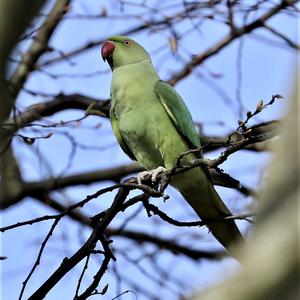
[103, 36, 243, 256]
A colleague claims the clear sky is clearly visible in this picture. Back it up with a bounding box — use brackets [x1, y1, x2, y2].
[1, 1, 298, 299]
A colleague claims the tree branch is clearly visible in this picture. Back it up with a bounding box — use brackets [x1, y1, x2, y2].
[3, 91, 278, 152]
[0, 0, 45, 123]
[36, 3, 208, 69]
[0, 0, 71, 213]
[3, 93, 110, 132]
[0, 0, 47, 211]
[28, 187, 130, 300]
[2, 117, 278, 208]
[168, 0, 298, 85]
[9, 0, 71, 100]
[263, 23, 300, 50]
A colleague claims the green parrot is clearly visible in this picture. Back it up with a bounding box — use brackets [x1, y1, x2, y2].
[101, 36, 243, 256]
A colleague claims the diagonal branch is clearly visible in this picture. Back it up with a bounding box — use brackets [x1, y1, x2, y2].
[0, 0, 46, 215]
[28, 187, 129, 299]
[263, 23, 300, 50]
[0, 0, 45, 124]
[19, 218, 60, 300]
[36, 3, 206, 69]
[9, 0, 71, 100]
[168, 0, 298, 85]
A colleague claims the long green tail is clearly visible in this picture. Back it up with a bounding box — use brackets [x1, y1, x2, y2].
[171, 167, 243, 258]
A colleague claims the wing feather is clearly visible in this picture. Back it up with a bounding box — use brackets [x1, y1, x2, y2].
[154, 80, 201, 151]
[154, 80, 212, 181]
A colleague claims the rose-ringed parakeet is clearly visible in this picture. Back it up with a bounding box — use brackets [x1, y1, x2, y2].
[101, 36, 243, 256]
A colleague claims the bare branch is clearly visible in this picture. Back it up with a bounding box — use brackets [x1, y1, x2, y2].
[3, 118, 276, 209]
[28, 186, 129, 299]
[143, 202, 254, 227]
[9, 0, 71, 100]
[19, 218, 60, 300]
[74, 255, 91, 298]
[1, 0, 70, 214]
[168, 0, 298, 85]
[5, 93, 109, 129]
[0, 0, 45, 123]
[263, 23, 300, 50]
[111, 229, 227, 261]
[1, 112, 278, 209]
[76, 237, 113, 300]
[0, 0, 46, 213]
[36, 3, 208, 69]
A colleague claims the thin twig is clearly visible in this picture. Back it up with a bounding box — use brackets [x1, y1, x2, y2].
[74, 254, 91, 298]
[144, 202, 255, 227]
[19, 218, 61, 300]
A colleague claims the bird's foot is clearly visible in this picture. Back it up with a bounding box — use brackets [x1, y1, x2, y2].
[137, 166, 167, 185]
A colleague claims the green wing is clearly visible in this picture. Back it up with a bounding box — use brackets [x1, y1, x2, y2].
[154, 80, 201, 150]
[110, 109, 136, 161]
[154, 80, 212, 181]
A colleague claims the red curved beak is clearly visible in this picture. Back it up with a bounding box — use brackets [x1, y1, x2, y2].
[101, 41, 115, 61]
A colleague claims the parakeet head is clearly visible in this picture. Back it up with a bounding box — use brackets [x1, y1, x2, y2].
[101, 36, 150, 70]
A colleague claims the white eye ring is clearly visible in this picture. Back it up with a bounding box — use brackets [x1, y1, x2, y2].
[123, 40, 131, 46]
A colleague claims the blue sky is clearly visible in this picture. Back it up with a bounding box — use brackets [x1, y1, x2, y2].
[1, 1, 298, 299]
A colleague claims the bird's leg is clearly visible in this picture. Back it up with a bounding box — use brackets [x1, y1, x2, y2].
[150, 166, 167, 182]
[137, 166, 167, 185]
[136, 171, 149, 185]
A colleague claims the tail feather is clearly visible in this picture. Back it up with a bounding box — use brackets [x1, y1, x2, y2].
[171, 168, 244, 259]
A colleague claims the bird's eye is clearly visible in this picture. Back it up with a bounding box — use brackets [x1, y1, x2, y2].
[123, 40, 131, 46]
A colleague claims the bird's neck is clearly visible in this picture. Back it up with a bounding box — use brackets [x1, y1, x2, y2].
[112, 59, 158, 79]
[111, 59, 159, 104]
